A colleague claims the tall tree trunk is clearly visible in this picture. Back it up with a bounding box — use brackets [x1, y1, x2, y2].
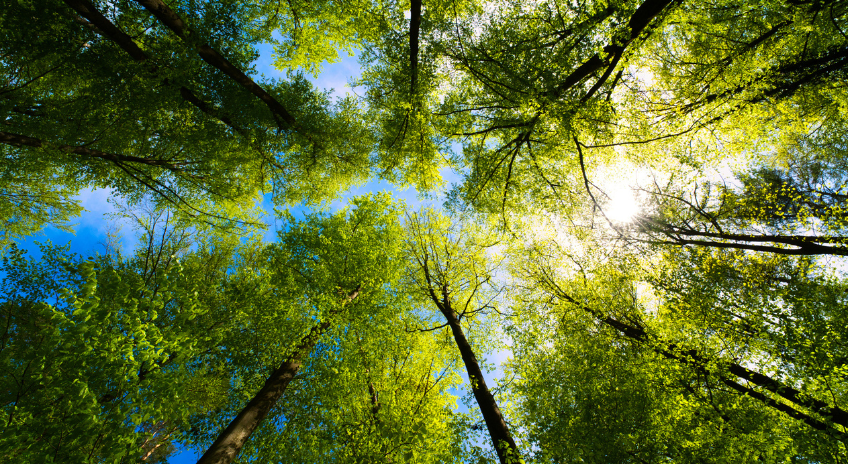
[435, 289, 521, 464]
[408, 0, 422, 94]
[196, 285, 361, 464]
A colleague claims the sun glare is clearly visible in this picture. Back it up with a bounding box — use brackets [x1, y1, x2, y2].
[604, 185, 639, 223]
[592, 160, 652, 225]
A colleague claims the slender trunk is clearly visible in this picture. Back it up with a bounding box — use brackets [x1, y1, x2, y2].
[439, 296, 520, 464]
[409, 0, 422, 94]
[133, 0, 298, 130]
[416, 248, 522, 463]
[196, 285, 361, 464]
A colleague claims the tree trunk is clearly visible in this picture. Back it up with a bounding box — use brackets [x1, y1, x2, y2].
[195, 333, 315, 464]
[439, 295, 521, 464]
[409, 0, 422, 94]
[196, 285, 360, 464]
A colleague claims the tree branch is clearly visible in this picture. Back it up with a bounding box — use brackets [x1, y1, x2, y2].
[133, 0, 299, 131]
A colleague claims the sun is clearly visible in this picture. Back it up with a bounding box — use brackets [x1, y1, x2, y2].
[603, 185, 639, 223]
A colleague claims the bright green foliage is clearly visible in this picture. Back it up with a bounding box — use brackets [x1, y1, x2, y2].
[0, 238, 236, 463]
[508, 306, 839, 463]
[182, 194, 473, 463]
[349, 0, 848, 225]
[727, 167, 848, 232]
[652, 247, 848, 415]
[356, 0, 679, 214]
[401, 209, 505, 330]
[643, 0, 848, 127]
[242, 325, 465, 464]
[355, 0, 482, 193]
[499, 181, 848, 460]
[505, 241, 848, 462]
[268, 0, 381, 76]
[0, 195, 472, 463]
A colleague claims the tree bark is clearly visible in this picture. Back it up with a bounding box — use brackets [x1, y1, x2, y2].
[196, 285, 361, 464]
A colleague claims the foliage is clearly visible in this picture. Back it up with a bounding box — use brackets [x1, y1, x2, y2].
[3, 0, 848, 462]
[1, 0, 379, 244]
[0, 237, 236, 463]
[243, 323, 466, 464]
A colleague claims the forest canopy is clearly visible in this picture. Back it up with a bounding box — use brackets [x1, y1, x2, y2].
[2, 0, 848, 462]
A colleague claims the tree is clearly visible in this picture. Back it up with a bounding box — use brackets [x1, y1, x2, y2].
[503, 212, 848, 461]
[356, 0, 682, 216]
[0, 217, 244, 462]
[402, 209, 523, 464]
[1, 195, 472, 464]
[194, 193, 413, 464]
[6, 0, 848, 462]
[352, 0, 848, 227]
[507, 297, 845, 463]
[237, 319, 466, 464]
